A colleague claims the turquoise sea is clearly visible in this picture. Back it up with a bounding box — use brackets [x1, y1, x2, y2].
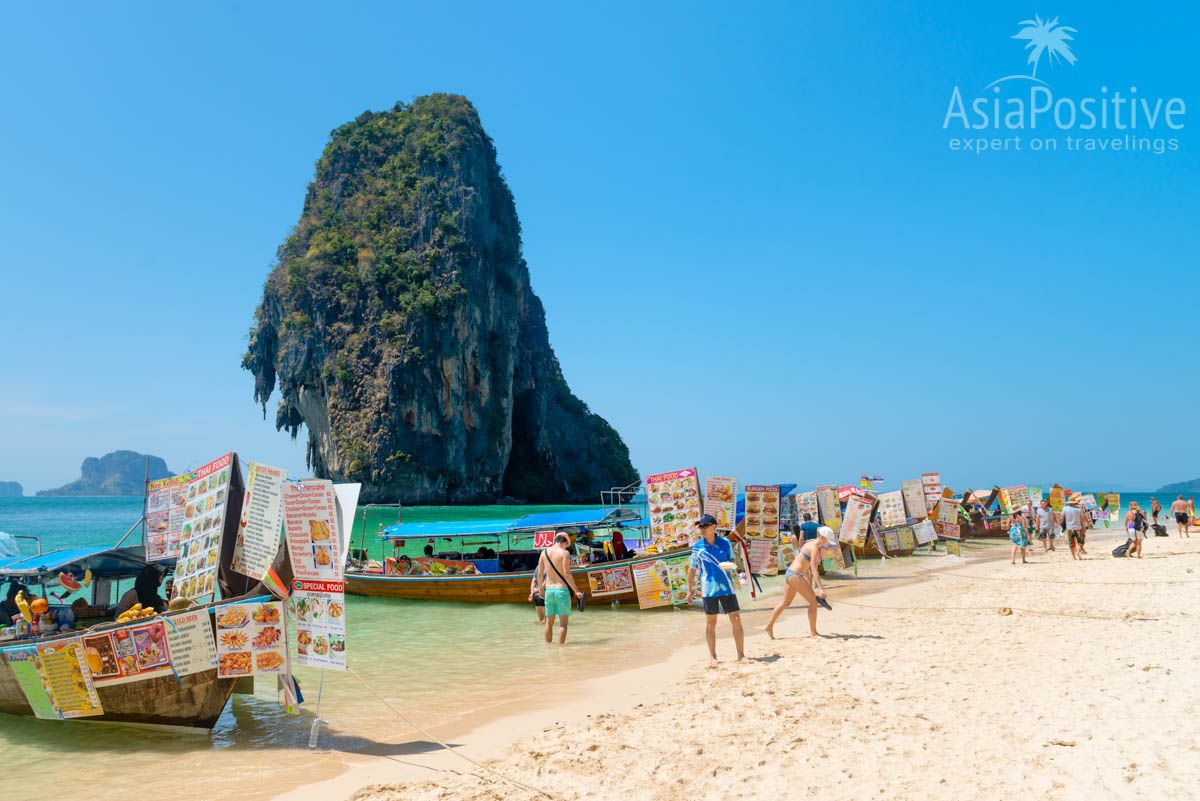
[0, 491, 1164, 800]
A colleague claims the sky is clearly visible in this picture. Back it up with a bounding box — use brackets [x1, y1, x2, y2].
[1, 2, 1197, 494]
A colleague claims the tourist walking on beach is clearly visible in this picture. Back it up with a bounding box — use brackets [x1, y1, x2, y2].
[685, 514, 747, 664]
[1063, 497, 1086, 560]
[1150, 497, 1162, 527]
[799, 512, 821, 541]
[765, 526, 836, 639]
[1170, 495, 1190, 537]
[528, 574, 546, 623]
[535, 533, 583, 645]
[1035, 499, 1057, 552]
[1125, 502, 1146, 559]
[1009, 512, 1030, 564]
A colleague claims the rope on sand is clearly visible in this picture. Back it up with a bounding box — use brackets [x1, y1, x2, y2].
[345, 667, 563, 801]
[934, 570, 1200, 587]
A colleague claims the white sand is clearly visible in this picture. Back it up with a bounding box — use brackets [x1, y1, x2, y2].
[281, 531, 1200, 801]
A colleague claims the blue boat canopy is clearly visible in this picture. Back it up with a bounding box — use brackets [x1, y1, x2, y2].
[381, 507, 643, 541]
[0, 546, 160, 579]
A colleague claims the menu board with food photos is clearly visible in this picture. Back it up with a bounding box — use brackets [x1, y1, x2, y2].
[215, 600, 287, 678]
[283, 479, 342, 582]
[1049, 484, 1065, 512]
[152, 454, 234, 603]
[147, 453, 234, 574]
[883, 528, 902, 552]
[82, 620, 173, 686]
[921, 472, 943, 510]
[748, 539, 775, 574]
[586, 566, 634, 598]
[646, 469, 703, 543]
[291, 579, 346, 670]
[5, 646, 58, 719]
[841, 495, 873, 546]
[1004, 485, 1031, 513]
[897, 525, 916, 551]
[901, 479, 928, 520]
[743, 485, 781, 541]
[938, 497, 961, 525]
[819, 541, 845, 571]
[630, 558, 673, 609]
[37, 638, 103, 718]
[913, 519, 937, 544]
[704, 476, 737, 530]
[877, 491, 907, 528]
[795, 491, 819, 525]
[815, 485, 842, 531]
[1107, 493, 1121, 524]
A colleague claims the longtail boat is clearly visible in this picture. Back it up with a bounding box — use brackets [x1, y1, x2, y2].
[344, 507, 689, 603]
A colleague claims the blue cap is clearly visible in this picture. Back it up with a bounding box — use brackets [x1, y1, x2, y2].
[696, 514, 718, 527]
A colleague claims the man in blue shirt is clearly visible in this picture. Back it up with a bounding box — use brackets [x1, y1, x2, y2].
[799, 513, 821, 541]
[685, 514, 747, 664]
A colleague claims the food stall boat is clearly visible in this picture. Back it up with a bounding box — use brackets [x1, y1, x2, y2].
[344, 507, 687, 603]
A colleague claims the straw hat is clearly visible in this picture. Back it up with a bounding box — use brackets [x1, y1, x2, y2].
[1068, 493, 1083, 505]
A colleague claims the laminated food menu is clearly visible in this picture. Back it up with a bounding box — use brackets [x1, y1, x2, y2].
[743, 485, 780, 575]
[631, 559, 673, 609]
[232, 461, 288, 581]
[703, 476, 737, 530]
[646, 469, 702, 543]
[152, 452, 234, 603]
[82, 620, 173, 686]
[215, 600, 287, 678]
[36, 638, 103, 718]
[815, 485, 841, 532]
[283, 479, 342, 582]
[921, 472, 943, 510]
[586, 566, 634, 598]
[901, 479, 928, 520]
[840, 495, 873, 546]
[291, 579, 347, 670]
[877, 491, 907, 528]
[795, 491, 819, 526]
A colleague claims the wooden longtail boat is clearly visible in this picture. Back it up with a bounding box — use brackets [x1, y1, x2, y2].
[344, 507, 690, 604]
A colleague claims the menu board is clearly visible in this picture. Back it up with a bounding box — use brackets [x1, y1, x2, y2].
[945, 540, 962, 556]
[795, 491, 819, 525]
[1107, 493, 1121, 524]
[941, 523, 962, 539]
[897, 526, 916, 551]
[232, 461, 288, 581]
[646, 468, 702, 543]
[631, 559, 673, 609]
[901, 479, 929, 520]
[748, 539, 775, 574]
[37, 638, 103, 718]
[921, 472, 943, 510]
[883, 528, 902, 552]
[743, 485, 781, 541]
[778, 538, 797, 571]
[703, 476, 737, 530]
[291, 579, 347, 670]
[82, 620, 172, 686]
[841, 495, 873, 546]
[877, 491, 907, 528]
[1049, 484, 1065, 512]
[939, 498, 960, 525]
[1005, 485, 1031, 512]
[666, 556, 690, 605]
[215, 600, 287, 677]
[283, 479, 342, 582]
[586, 566, 634, 598]
[5, 646, 57, 719]
[1029, 486, 1044, 507]
[913, 519, 937, 545]
[819, 542, 845, 571]
[148, 453, 233, 574]
[163, 609, 218, 677]
[815, 485, 841, 531]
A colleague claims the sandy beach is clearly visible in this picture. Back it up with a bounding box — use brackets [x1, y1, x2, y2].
[288, 530, 1200, 801]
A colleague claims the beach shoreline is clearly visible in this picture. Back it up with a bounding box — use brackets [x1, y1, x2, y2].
[270, 537, 1016, 801]
[283, 528, 1200, 801]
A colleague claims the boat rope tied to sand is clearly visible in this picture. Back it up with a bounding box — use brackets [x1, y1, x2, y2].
[345, 666, 566, 801]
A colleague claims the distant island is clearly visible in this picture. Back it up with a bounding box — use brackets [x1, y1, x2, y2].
[38, 451, 173, 496]
[0, 482, 21, 498]
[1155, 479, 1200, 495]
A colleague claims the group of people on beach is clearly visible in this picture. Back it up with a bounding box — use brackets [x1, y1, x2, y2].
[1006, 494, 1194, 564]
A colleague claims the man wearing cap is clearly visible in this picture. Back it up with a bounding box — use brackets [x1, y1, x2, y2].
[1062, 495, 1087, 560]
[685, 514, 747, 665]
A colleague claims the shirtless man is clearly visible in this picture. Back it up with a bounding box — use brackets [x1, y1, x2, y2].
[765, 526, 836, 639]
[1171, 495, 1190, 538]
[534, 533, 583, 644]
[1150, 497, 1162, 527]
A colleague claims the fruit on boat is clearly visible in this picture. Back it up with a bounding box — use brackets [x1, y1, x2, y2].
[59, 572, 82, 592]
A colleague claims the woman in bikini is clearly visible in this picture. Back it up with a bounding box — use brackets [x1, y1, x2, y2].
[764, 526, 836, 639]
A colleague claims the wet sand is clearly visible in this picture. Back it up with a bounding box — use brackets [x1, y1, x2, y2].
[308, 530, 1200, 801]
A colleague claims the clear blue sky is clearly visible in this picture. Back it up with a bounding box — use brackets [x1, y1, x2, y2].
[1, 2, 1196, 494]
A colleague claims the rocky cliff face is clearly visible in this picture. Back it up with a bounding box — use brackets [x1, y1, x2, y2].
[244, 94, 637, 504]
[38, 451, 173, 496]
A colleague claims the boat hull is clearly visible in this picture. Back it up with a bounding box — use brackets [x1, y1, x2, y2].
[346, 551, 687, 604]
[0, 657, 236, 730]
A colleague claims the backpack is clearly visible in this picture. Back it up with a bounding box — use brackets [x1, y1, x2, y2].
[1133, 511, 1147, 532]
[1112, 540, 1132, 558]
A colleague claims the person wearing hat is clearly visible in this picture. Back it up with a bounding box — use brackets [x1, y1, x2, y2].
[685, 514, 746, 664]
[1124, 502, 1147, 559]
[1062, 495, 1087, 560]
[765, 525, 835, 639]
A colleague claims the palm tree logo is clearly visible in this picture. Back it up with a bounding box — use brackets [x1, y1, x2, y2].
[984, 14, 1078, 89]
[1012, 15, 1077, 79]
